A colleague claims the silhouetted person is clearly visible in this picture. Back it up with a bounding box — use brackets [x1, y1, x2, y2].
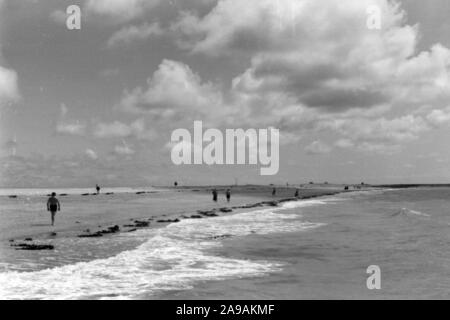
[96, 184, 101, 194]
[174, 181, 178, 187]
[212, 189, 218, 202]
[295, 189, 299, 197]
[272, 188, 276, 196]
[47, 192, 60, 226]
[226, 189, 231, 202]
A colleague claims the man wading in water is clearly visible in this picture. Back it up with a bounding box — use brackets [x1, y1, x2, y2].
[47, 193, 61, 226]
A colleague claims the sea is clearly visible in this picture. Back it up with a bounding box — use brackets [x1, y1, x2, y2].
[0, 187, 449, 299]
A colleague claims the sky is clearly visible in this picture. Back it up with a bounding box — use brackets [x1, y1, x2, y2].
[1, 0, 450, 187]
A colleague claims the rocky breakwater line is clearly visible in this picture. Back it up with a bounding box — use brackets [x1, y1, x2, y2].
[9, 239, 54, 251]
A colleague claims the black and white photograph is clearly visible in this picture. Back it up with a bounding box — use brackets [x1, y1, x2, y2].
[0, 0, 449, 303]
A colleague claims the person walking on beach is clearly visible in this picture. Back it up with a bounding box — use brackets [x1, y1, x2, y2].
[295, 189, 299, 198]
[226, 189, 231, 202]
[96, 184, 101, 194]
[272, 188, 276, 196]
[47, 193, 60, 226]
[212, 189, 218, 202]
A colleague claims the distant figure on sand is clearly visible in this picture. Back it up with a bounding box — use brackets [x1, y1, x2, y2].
[226, 189, 231, 202]
[272, 188, 276, 196]
[295, 189, 299, 197]
[47, 193, 60, 226]
[174, 181, 178, 187]
[96, 184, 101, 194]
[212, 189, 218, 202]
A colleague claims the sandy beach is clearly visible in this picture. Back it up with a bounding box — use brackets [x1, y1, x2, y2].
[0, 185, 347, 242]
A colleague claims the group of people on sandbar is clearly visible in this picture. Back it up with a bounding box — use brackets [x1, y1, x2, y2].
[212, 187, 300, 203]
[272, 188, 300, 197]
[212, 188, 231, 202]
[46, 184, 302, 226]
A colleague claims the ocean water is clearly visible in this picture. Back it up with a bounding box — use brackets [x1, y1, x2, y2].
[0, 188, 449, 299]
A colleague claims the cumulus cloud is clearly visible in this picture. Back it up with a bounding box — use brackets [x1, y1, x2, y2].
[0, 65, 20, 107]
[107, 23, 163, 47]
[120, 59, 230, 125]
[148, 0, 450, 155]
[94, 118, 155, 140]
[0, 0, 18, 107]
[325, 115, 429, 144]
[113, 142, 135, 156]
[426, 107, 450, 126]
[94, 121, 134, 138]
[305, 140, 332, 155]
[335, 139, 354, 149]
[85, 0, 162, 23]
[58, 0, 450, 157]
[85, 149, 98, 160]
[301, 110, 431, 154]
[56, 122, 87, 136]
[170, 0, 450, 114]
[55, 104, 86, 136]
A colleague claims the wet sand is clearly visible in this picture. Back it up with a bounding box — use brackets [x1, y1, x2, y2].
[0, 185, 349, 242]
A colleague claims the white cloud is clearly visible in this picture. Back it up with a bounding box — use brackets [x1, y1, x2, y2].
[305, 140, 332, 155]
[107, 23, 163, 47]
[171, 0, 450, 114]
[426, 107, 450, 126]
[56, 122, 86, 136]
[120, 59, 230, 125]
[331, 115, 429, 144]
[94, 121, 133, 138]
[55, 104, 86, 136]
[335, 139, 354, 149]
[103, 0, 450, 157]
[357, 142, 400, 154]
[160, 0, 450, 156]
[94, 119, 155, 140]
[60, 103, 68, 117]
[0, 65, 20, 106]
[279, 131, 302, 146]
[114, 144, 135, 155]
[85, 0, 162, 23]
[85, 149, 98, 160]
[311, 113, 430, 154]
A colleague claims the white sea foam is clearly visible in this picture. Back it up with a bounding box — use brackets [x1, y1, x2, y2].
[165, 208, 325, 241]
[0, 234, 285, 300]
[392, 208, 431, 218]
[281, 199, 330, 209]
[0, 199, 326, 299]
